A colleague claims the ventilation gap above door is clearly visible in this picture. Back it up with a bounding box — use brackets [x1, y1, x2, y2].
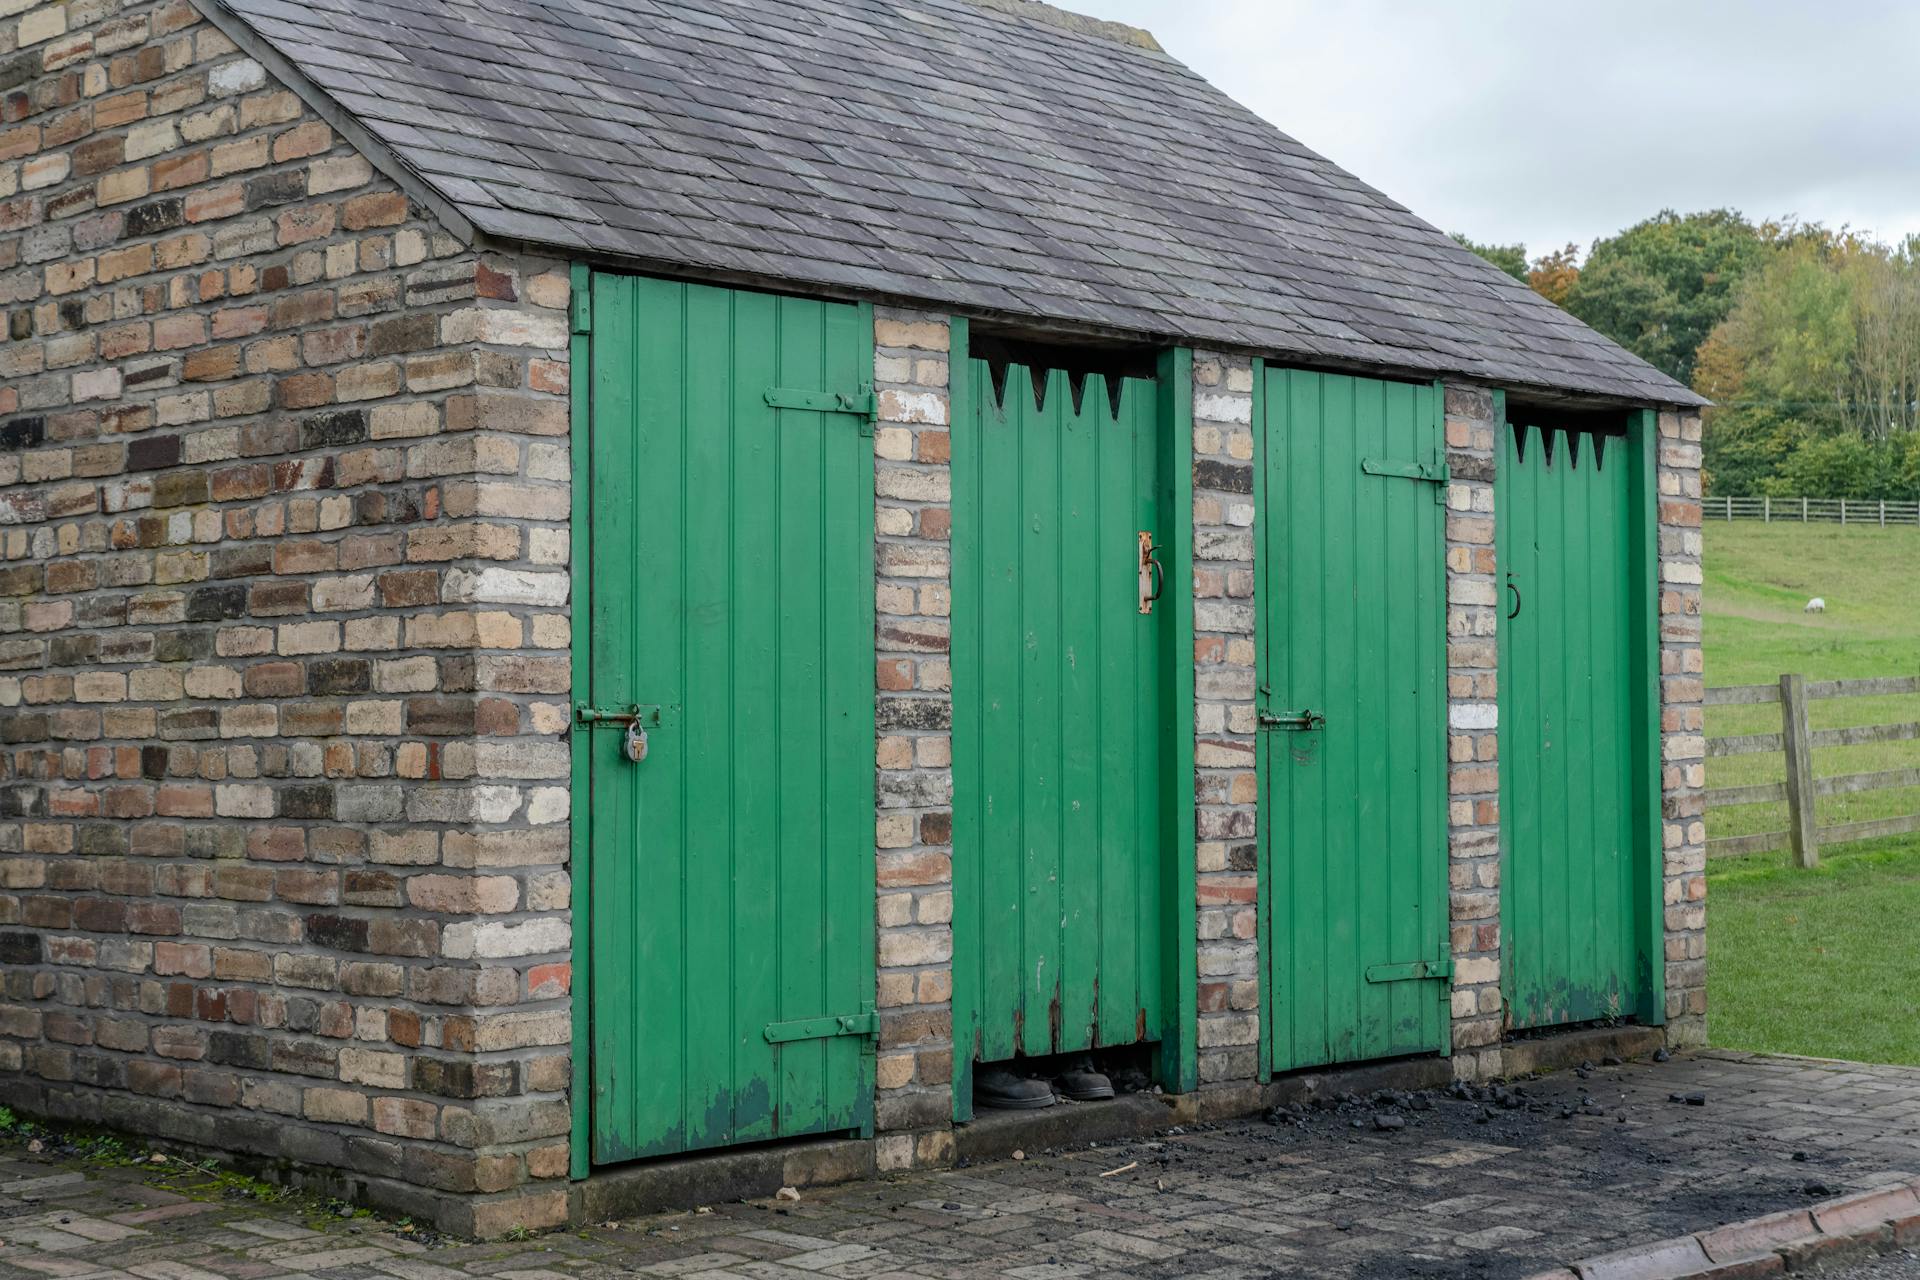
[967, 328, 1159, 422]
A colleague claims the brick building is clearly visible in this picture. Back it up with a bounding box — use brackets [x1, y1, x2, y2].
[0, 0, 1707, 1237]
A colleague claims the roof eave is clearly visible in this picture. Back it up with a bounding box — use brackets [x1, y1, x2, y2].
[548, 236, 1707, 410]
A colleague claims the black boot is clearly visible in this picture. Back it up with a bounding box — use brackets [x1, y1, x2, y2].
[975, 1067, 1056, 1110]
[1054, 1058, 1114, 1101]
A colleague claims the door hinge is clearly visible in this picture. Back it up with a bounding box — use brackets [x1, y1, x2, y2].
[1362, 456, 1451, 503]
[1365, 957, 1453, 983]
[764, 1006, 878, 1044]
[765, 385, 878, 436]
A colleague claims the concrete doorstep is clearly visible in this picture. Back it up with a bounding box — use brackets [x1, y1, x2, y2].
[1526, 1181, 1920, 1280]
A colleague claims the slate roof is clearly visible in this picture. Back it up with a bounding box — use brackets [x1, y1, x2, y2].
[209, 0, 1704, 406]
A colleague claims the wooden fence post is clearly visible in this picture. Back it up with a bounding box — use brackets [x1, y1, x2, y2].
[1779, 673, 1819, 868]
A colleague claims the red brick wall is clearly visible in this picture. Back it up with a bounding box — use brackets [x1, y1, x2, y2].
[0, 0, 574, 1235]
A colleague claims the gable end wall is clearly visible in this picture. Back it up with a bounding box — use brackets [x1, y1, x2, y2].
[0, 0, 575, 1235]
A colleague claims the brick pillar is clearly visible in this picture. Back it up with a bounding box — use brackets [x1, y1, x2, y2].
[425, 251, 578, 1237]
[1190, 352, 1259, 1086]
[1657, 410, 1707, 1044]
[870, 308, 956, 1164]
[1441, 385, 1503, 1078]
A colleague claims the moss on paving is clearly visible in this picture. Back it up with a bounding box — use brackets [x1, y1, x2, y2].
[0, 1110, 408, 1237]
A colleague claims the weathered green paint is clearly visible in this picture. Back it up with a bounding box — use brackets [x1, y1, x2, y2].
[948, 319, 975, 1124]
[581, 273, 876, 1164]
[1259, 368, 1450, 1073]
[568, 260, 593, 1181]
[1627, 409, 1667, 1026]
[1249, 355, 1271, 1086]
[951, 360, 1171, 1078]
[1155, 347, 1199, 1097]
[1497, 416, 1655, 1028]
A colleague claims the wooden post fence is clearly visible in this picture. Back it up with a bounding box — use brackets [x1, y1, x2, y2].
[1709, 496, 1920, 525]
[1778, 674, 1819, 868]
[1705, 674, 1920, 862]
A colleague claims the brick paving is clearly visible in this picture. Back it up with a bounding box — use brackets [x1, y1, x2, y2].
[4, 1051, 1919, 1280]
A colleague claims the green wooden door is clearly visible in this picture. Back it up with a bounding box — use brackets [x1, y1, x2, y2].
[1260, 369, 1450, 1073]
[1499, 422, 1651, 1028]
[582, 274, 875, 1164]
[952, 363, 1170, 1084]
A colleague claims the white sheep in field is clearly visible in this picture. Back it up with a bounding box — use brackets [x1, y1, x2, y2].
[1805, 597, 1827, 613]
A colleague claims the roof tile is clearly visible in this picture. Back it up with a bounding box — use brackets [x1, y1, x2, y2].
[217, 0, 1701, 404]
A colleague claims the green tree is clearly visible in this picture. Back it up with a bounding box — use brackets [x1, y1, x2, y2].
[1564, 209, 1775, 383]
[1771, 432, 1920, 501]
[1695, 231, 1920, 498]
[1841, 236, 1920, 439]
[1449, 233, 1529, 282]
[1695, 236, 1854, 493]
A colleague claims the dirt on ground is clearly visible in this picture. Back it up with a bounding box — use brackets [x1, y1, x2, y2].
[3, 1051, 1919, 1280]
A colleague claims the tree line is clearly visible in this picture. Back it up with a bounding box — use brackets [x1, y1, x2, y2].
[1454, 212, 1920, 499]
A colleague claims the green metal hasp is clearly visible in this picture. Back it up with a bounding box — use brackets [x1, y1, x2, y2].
[1364, 957, 1452, 983]
[763, 1008, 879, 1044]
[765, 385, 878, 434]
[1362, 455, 1451, 503]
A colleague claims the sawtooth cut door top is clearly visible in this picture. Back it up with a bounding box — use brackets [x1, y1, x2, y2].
[950, 360, 1172, 1101]
[1499, 420, 1655, 1030]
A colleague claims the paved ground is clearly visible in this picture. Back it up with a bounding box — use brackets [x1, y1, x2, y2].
[3, 1051, 1919, 1280]
[1828, 1250, 1920, 1279]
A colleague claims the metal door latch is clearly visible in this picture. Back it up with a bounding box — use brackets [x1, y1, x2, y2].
[575, 704, 665, 764]
[1366, 957, 1453, 983]
[1259, 709, 1326, 731]
[1138, 531, 1164, 614]
[763, 1007, 880, 1043]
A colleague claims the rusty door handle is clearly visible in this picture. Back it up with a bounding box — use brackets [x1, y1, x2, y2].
[1139, 531, 1164, 614]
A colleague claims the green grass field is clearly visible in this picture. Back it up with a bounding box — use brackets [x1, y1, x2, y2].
[1703, 521, 1920, 1063]
[1703, 523, 1920, 841]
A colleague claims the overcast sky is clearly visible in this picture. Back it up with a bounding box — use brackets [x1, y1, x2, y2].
[1080, 0, 1920, 260]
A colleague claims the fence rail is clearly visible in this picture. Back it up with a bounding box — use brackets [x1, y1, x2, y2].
[1711, 496, 1920, 525]
[1704, 674, 1920, 865]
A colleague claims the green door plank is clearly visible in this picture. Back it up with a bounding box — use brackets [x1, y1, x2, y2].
[1261, 368, 1450, 1074]
[1626, 411, 1667, 1026]
[728, 289, 781, 1144]
[1499, 420, 1649, 1029]
[568, 262, 594, 1180]
[680, 280, 736, 1150]
[584, 275, 874, 1164]
[952, 361, 1171, 1075]
[1156, 348, 1199, 1096]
